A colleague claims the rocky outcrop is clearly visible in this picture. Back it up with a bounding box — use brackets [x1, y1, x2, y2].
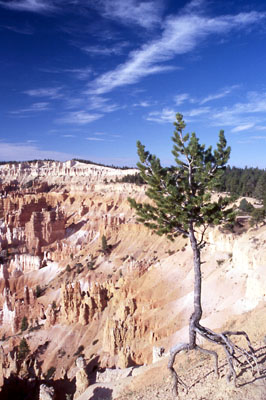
[0, 160, 265, 400]
[60, 281, 112, 325]
[9, 254, 42, 276]
[0, 347, 19, 384]
[0, 194, 65, 255]
[44, 303, 57, 328]
[1, 288, 19, 333]
[74, 356, 90, 399]
[39, 384, 55, 400]
[25, 208, 65, 255]
[0, 283, 47, 334]
[0, 160, 138, 186]
[152, 346, 165, 363]
[103, 297, 138, 368]
[96, 366, 134, 383]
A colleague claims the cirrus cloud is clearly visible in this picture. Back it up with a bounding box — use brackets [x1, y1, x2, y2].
[56, 111, 103, 125]
[89, 11, 265, 95]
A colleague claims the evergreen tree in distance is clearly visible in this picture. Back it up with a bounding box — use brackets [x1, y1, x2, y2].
[18, 337, 30, 361]
[20, 316, 28, 332]
[128, 113, 259, 396]
[101, 234, 108, 254]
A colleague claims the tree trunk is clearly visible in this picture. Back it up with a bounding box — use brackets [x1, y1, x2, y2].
[188, 224, 202, 348]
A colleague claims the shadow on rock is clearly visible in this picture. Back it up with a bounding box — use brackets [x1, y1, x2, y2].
[86, 355, 100, 384]
[0, 376, 39, 400]
[90, 387, 113, 400]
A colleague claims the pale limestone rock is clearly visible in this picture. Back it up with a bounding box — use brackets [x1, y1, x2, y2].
[39, 384, 55, 400]
[117, 346, 131, 369]
[34, 358, 42, 379]
[96, 366, 133, 383]
[44, 304, 57, 328]
[2, 288, 17, 333]
[152, 346, 165, 363]
[59, 366, 67, 379]
[102, 297, 137, 368]
[60, 280, 112, 325]
[19, 359, 29, 379]
[74, 357, 90, 399]
[0, 264, 9, 280]
[9, 254, 41, 275]
[0, 160, 138, 186]
[5, 350, 19, 378]
[76, 356, 86, 369]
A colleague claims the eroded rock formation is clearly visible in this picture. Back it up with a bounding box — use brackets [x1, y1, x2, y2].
[0, 161, 265, 398]
[74, 356, 90, 399]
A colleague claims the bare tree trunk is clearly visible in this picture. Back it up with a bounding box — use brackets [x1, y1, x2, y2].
[168, 224, 260, 397]
[188, 224, 202, 348]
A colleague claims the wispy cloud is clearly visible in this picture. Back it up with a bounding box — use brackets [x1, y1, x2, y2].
[40, 67, 92, 80]
[200, 86, 239, 105]
[174, 86, 238, 107]
[95, 0, 163, 29]
[0, 0, 163, 29]
[81, 41, 129, 56]
[231, 123, 255, 133]
[174, 93, 191, 106]
[146, 105, 210, 123]
[184, 107, 210, 117]
[133, 101, 153, 107]
[0, 24, 34, 34]
[62, 134, 76, 138]
[255, 125, 266, 131]
[146, 108, 176, 123]
[237, 135, 266, 144]
[249, 135, 266, 140]
[182, 0, 206, 14]
[65, 67, 92, 80]
[56, 111, 102, 125]
[24, 87, 62, 99]
[85, 132, 120, 141]
[9, 102, 50, 115]
[147, 90, 266, 130]
[89, 10, 265, 95]
[211, 91, 266, 127]
[84, 95, 121, 113]
[63, 97, 84, 110]
[0, 141, 75, 161]
[86, 137, 105, 141]
[0, 0, 56, 13]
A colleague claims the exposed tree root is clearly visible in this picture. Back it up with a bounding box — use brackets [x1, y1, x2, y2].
[168, 324, 260, 397]
[168, 343, 189, 396]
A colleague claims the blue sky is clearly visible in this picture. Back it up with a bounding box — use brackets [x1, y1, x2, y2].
[1, 0, 266, 167]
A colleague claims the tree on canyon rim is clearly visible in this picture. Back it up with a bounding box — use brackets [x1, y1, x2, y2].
[128, 113, 259, 396]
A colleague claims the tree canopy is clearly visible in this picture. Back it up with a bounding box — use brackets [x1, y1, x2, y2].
[129, 113, 234, 241]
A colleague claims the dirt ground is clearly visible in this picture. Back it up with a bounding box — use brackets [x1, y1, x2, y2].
[117, 343, 266, 400]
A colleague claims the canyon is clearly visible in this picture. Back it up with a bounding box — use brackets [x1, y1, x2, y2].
[0, 160, 265, 400]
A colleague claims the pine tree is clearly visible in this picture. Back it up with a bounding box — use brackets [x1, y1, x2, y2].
[239, 198, 254, 214]
[254, 171, 266, 200]
[18, 338, 30, 361]
[101, 234, 108, 253]
[128, 113, 259, 396]
[20, 316, 28, 332]
[250, 207, 265, 227]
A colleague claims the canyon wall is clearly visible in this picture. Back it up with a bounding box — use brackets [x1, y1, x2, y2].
[0, 161, 265, 398]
